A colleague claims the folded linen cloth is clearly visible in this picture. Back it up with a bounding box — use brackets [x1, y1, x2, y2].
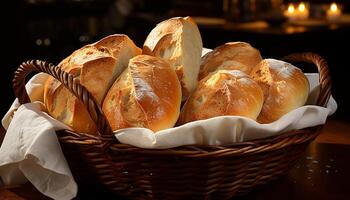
[0, 73, 76, 200]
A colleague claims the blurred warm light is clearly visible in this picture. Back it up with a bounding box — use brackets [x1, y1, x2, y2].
[288, 4, 295, 14]
[330, 3, 338, 12]
[327, 2, 342, 21]
[284, 2, 309, 21]
[298, 2, 306, 12]
[286, 26, 306, 34]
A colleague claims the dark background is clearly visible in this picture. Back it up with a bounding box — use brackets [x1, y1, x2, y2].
[2, 0, 350, 122]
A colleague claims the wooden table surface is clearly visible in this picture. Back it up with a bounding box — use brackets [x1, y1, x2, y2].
[1, 118, 350, 200]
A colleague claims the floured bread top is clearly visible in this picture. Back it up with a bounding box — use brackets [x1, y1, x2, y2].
[204, 70, 257, 88]
[250, 59, 310, 123]
[178, 70, 264, 124]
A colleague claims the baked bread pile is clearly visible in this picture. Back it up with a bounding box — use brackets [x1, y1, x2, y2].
[43, 17, 309, 134]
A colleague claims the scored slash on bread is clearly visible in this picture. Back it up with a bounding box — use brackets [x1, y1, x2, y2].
[102, 55, 182, 132]
[178, 70, 264, 125]
[44, 34, 141, 134]
[250, 59, 310, 123]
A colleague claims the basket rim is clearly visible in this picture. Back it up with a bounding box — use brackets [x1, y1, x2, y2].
[56, 125, 322, 157]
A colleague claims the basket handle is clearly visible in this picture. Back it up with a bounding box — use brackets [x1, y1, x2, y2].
[282, 52, 332, 107]
[12, 60, 113, 138]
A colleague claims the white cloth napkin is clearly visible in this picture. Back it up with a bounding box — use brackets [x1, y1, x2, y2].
[0, 59, 337, 199]
[0, 73, 77, 200]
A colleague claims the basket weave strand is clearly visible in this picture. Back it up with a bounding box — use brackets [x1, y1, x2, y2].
[283, 52, 331, 107]
[12, 53, 331, 199]
[13, 60, 113, 137]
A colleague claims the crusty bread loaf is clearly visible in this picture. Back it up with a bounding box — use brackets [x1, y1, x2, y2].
[143, 16, 203, 100]
[199, 42, 262, 80]
[102, 55, 182, 132]
[178, 70, 264, 124]
[250, 59, 309, 123]
[44, 34, 141, 134]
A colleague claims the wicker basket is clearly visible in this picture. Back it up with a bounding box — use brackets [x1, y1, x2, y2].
[12, 52, 331, 199]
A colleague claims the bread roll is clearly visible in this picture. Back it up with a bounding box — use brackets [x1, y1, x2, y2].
[44, 34, 141, 134]
[199, 42, 262, 80]
[250, 59, 309, 123]
[178, 70, 264, 124]
[143, 16, 203, 100]
[102, 55, 182, 132]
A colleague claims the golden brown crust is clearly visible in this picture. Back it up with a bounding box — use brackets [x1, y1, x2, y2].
[178, 70, 264, 124]
[44, 76, 98, 133]
[250, 59, 310, 123]
[44, 34, 141, 134]
[102, 55, 182, 132]
[199, 42, 262, 80]
[143, 16, 203, 100]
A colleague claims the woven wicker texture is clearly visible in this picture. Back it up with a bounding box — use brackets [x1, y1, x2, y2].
[13, 60, 113, 137]
[12, 53, 331, 199]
